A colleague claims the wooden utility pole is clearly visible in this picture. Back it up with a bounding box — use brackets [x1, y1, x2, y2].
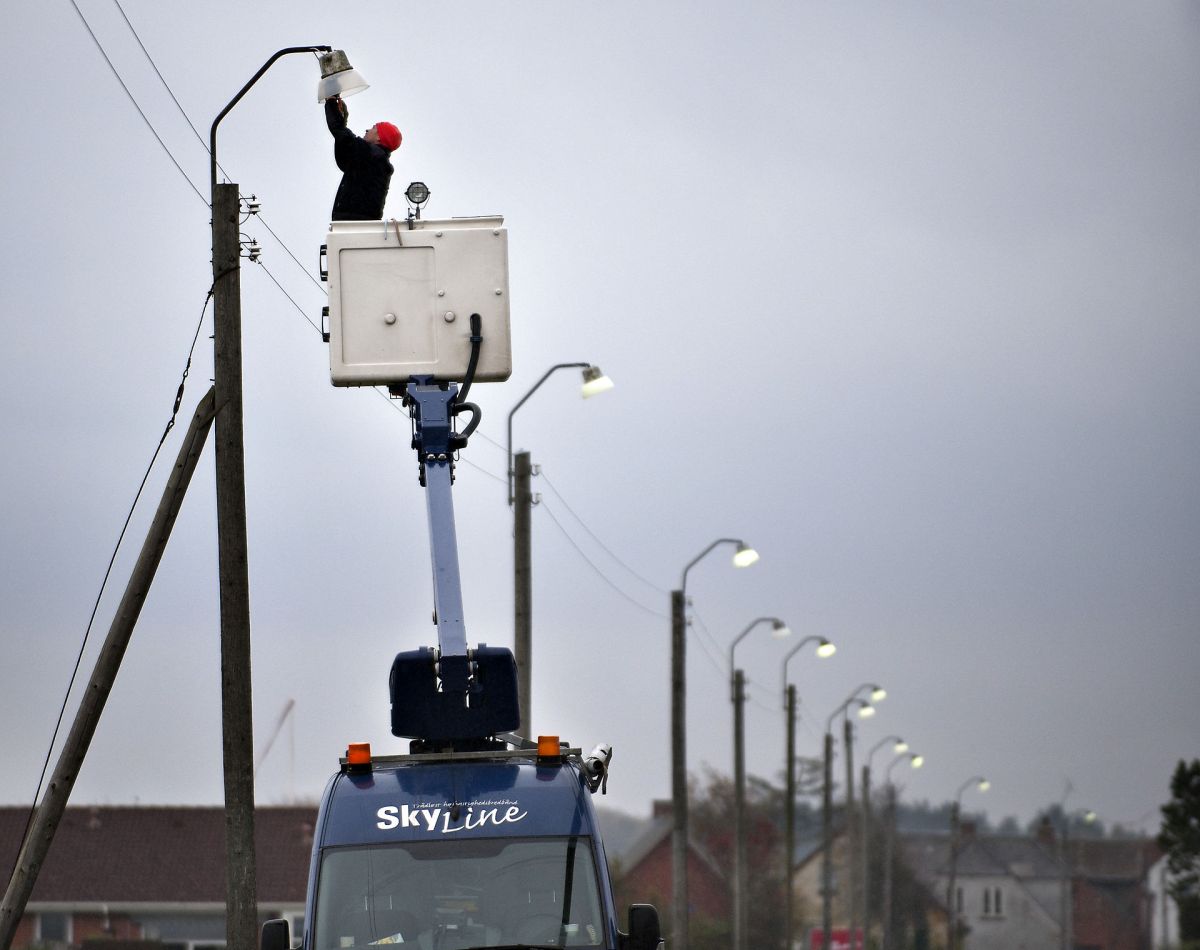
[212, 181, 258, 950]
[785, 684, 797, 950]
[0, 388, 217, 950]
[513, 450, 532, 737]
[844, 716, 858, 950]
[670, 589, 689, 950]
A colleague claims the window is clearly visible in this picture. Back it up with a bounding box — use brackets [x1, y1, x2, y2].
[983, 889, 990, 915]
[981, 886, 1004, 918]
[955, 887, 963, 913]
[39, 913, 71, 944]
[314, 837, 606, 949]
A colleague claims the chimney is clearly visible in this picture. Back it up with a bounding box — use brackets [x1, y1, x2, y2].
[1036, 816, 1056, 848]
[652, 799, 673, 820]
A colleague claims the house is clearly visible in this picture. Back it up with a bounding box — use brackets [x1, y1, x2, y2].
[1066, 833, 1159, 950]
[902, 820, 1159, 950]
[791, 826, 946, 949]
[905, 823, 1063, 950]
[1145, 852, 1181, 949]
[0, 805, 317, 950]
[609, 801, 730, 942]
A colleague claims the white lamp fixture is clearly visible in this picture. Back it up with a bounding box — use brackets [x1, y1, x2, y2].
[580, 365, 614, 399]
[317, 50, 369, 102]
[771, 620, 792, 639]
[732, 543, 759, 568]
[816, 639, 837, 659]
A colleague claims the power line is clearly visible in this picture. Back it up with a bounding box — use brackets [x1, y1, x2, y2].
[539, 472, 668, 596]
[101, 0, 331, 304]
[19, 287, 213, 868]
[254, 260, 323, 336]
[65, 0, 207, 205]
[538, 503, 667, 620]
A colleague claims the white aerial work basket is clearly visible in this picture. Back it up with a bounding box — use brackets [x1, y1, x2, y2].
[321, 216, 512, 386]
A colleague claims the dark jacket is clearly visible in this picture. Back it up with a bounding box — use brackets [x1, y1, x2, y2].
[326, 99, 394, 220]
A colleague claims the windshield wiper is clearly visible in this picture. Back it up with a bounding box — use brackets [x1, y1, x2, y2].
[459, 945, 560, 950]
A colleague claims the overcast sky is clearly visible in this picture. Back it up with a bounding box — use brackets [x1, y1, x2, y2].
[3, 1, 1197, 835]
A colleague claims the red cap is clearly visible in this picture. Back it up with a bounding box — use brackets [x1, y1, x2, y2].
[374, 122, 402, 152]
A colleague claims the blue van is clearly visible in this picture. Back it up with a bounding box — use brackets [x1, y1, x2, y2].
[262, 741, 662, 950]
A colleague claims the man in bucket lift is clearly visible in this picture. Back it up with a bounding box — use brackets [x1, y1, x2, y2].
[325, 95, 402, 220]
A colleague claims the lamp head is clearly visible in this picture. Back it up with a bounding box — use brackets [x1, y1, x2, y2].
[317, 50, 369, 102]
[911, 754, 925, 769]
[815, 638, 837, 658]
[894, 739, 909, 755]
[771, 619, 791, 639]
[857, 702, 876, 719]
[870, 685, 887, 703]
[405, 181, 430, 207]
[732, 543, 759, 568]
[580, 365, 614, 399]
[978, 779, 991, 793]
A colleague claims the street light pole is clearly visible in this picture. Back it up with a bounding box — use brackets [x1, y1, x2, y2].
[882, 752, 923, 950]
[506, 362, 608, 737]
[844, 715, 858, 950]
[781, 637, 836, 950]
[862, 737, 907, 947]
[822, 685, 885, 950]
[670, 538, 758, 950]
[209, 46, 334, 950]
[729, 617, 789, 950]
[946, 776, 989, 950]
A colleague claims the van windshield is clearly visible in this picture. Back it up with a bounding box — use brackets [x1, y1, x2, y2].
[313, 837, 606, 950]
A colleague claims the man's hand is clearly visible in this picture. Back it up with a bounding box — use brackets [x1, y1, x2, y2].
[333, 96, 348, 119]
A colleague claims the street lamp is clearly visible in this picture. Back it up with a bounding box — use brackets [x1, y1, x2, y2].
[946, 776, 989, 950]
[881, 752, 923, 950]
[729, 618, 790, 950]
[861, 737, 907, 947]
[669, 538, 758, 950]
[506, 361, 611, 736]
[821, 684, 886, 949]
[209, 46, 364, 950]
[781, 636, 835, 950]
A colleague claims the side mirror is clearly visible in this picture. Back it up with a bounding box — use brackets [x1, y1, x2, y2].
[627, 904, 662, 950]
[262, 918, 291, 950]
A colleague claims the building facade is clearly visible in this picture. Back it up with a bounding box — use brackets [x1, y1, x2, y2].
[0, 805, 316, 950]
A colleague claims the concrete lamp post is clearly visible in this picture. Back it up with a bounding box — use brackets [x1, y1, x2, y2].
[506, 362, 611, 736]
[881, 752, 924, 950]
[209, 46, 367, 950]
[729, 617, 791, 950]
[861, 736, 907, 947]
[669, 538, 758, 949]
[946, 776, 990, 950]
[821, 684, 886, 950]
[781, 636, 836, 950]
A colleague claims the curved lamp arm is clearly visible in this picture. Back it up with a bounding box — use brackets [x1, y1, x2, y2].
[506, 362, 590, 504]
[211, 46, 331, 191]
[781, 636, 835, 704]
[729, 616, 788, 673]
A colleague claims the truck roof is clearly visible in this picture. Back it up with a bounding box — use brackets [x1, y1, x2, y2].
[317, 751, 601, 847]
